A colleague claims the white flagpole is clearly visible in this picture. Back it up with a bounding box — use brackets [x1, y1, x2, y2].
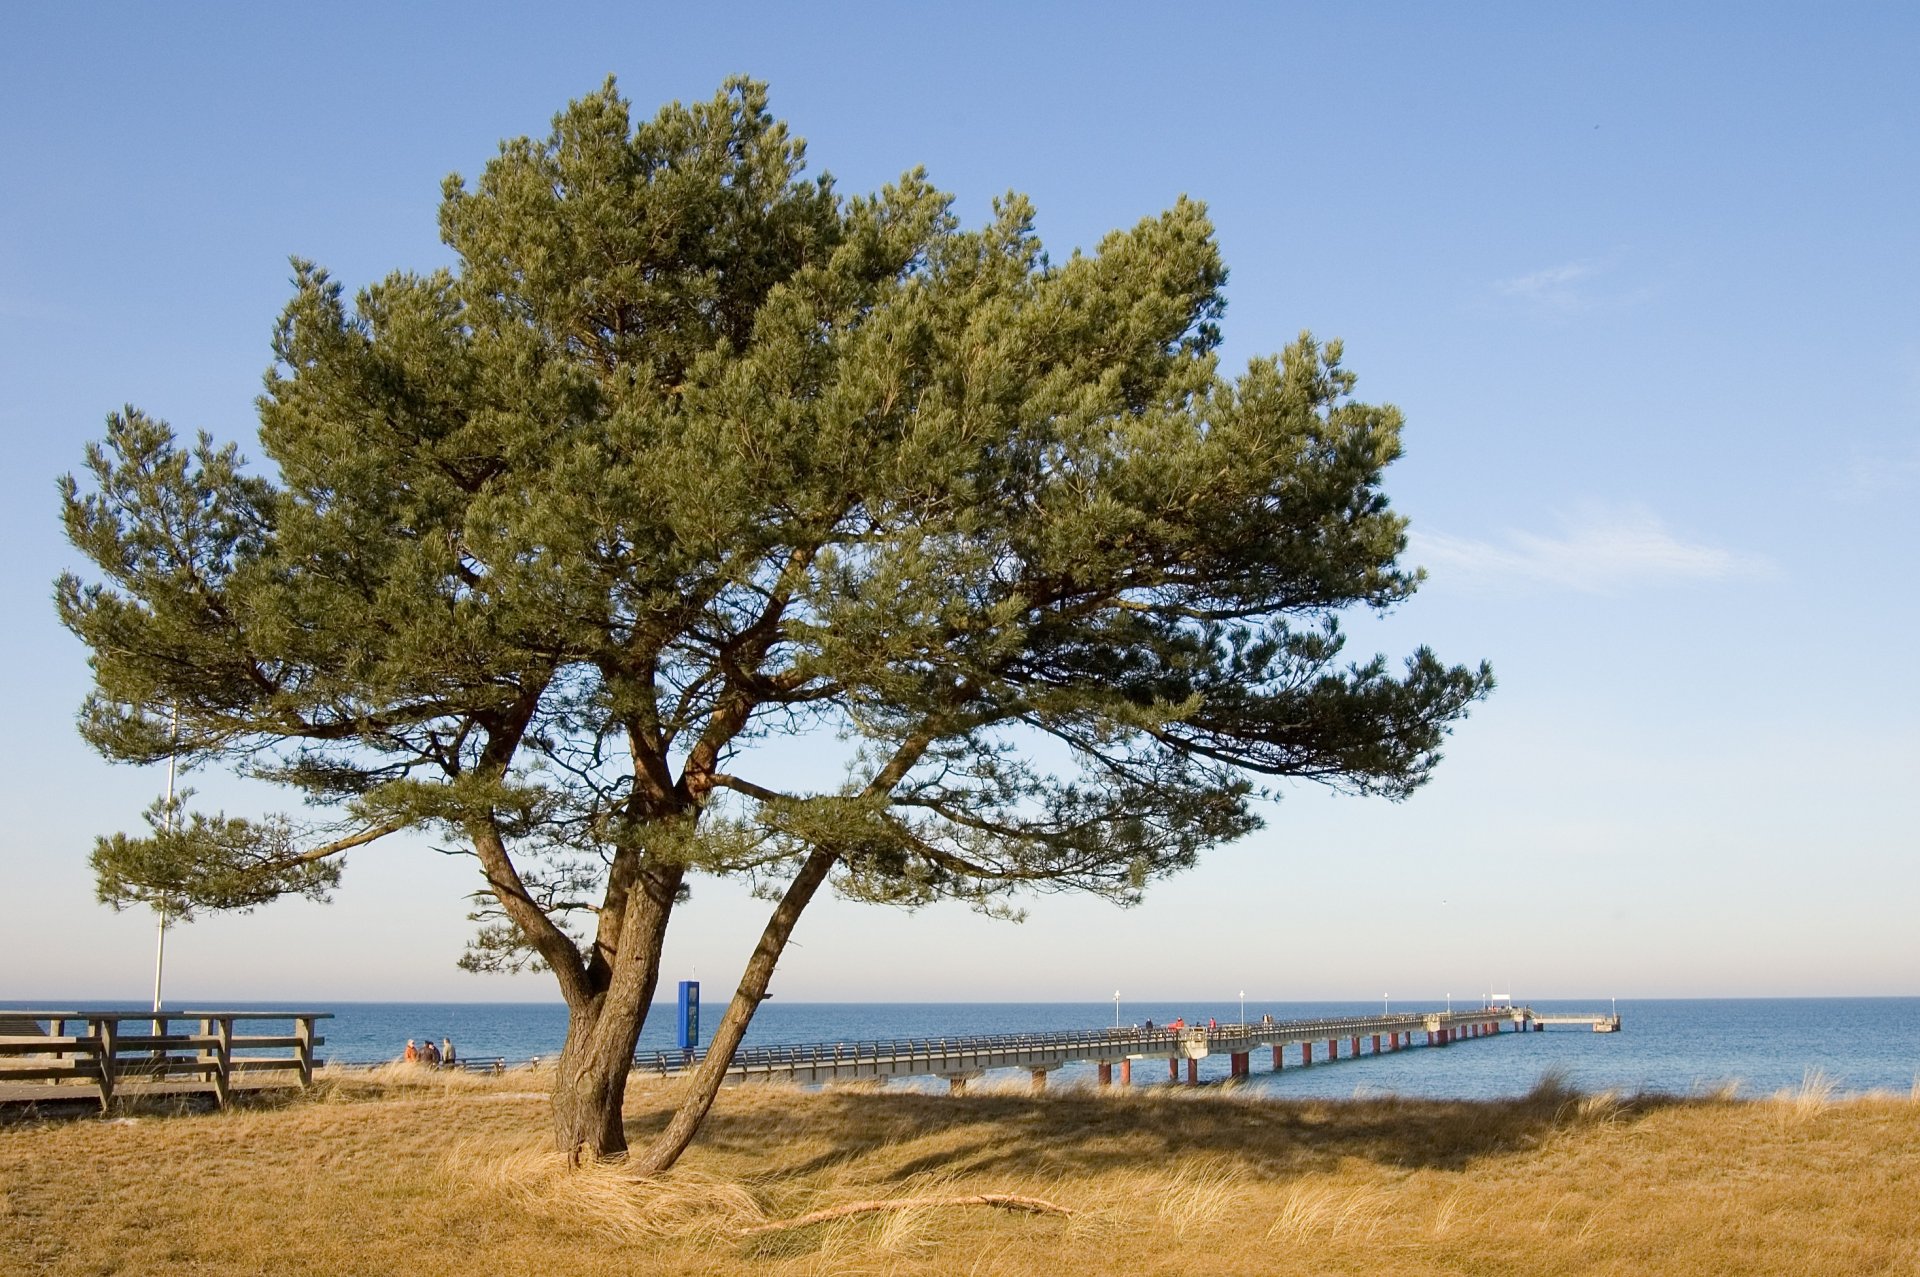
[152, 706, 178, 1013]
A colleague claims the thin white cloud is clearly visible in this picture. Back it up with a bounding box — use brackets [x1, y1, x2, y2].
[1489, 253, 1653, 316]
[1830, 445, 1920, 500]
[1822, 346, 1920, 499]
[1411, 504, 1774, 594]
[1496, 260, 1601, 300]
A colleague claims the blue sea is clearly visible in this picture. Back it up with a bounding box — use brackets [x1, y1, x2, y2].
[15, 997, 1918, 1100]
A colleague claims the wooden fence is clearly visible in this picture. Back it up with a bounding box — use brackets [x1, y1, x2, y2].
[0, 1010, 329, 1110]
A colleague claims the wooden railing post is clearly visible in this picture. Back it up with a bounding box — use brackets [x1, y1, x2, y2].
[198, 1016, 214, 1094]
[95, 1017, 117, 1112]
[214, 1017, 234, 1110]
[294, 1016, 314, 1088]
[151, 1013, 171, 1083]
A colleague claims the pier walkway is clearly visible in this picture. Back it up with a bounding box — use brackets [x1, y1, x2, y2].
[637, 1005, 1622, 1091]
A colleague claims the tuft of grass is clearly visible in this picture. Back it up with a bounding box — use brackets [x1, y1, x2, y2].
[1264, 1181, 1388, 1242]
[448, 1138, 765, 1243]
[1573, 1089, 1628, 1126]
[1149, 1156, 1248, 1236]
[1773, 1068, 1840, 1125]
[1429, 1186, 1484, 1239]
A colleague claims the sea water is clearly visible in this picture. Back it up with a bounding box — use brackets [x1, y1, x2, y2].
[16, 997, 1917, 1099]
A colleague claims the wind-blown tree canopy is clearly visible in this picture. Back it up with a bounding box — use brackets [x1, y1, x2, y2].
[58, 77, 1492, 1168]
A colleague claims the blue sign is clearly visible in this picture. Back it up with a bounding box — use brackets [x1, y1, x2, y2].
[677, 980, 700, 1051]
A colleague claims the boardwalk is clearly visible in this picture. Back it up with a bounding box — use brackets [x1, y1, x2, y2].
[636, 1005, 1621, 1091]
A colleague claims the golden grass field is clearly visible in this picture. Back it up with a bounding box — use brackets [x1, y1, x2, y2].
[3, 1065, 1917, 1275]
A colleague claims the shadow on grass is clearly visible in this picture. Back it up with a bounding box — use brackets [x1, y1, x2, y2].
[0, 1082, 328, 1126]
[624, 1073, 1685, 1182]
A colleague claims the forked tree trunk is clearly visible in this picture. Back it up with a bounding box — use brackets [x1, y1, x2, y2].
[549, 863, 681, 1161]
[552, 1002, 647, 1159]
[628, 846, 838, 1176]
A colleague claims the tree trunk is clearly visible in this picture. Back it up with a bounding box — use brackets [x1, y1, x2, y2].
[628, 846, 838, 1176]
[549, 861, 683, 1161]
[552, 1006, 635, 1159]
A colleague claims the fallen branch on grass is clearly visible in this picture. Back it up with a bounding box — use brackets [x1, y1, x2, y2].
[740, 1193, 1074, 1235]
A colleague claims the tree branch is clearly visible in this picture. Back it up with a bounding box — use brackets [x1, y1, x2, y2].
[740, 1194, 1073, 1235]
[283, 820, 406, 866]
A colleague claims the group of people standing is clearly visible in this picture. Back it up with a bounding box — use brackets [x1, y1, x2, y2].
[1136, 1016, 1248, 1034]
[403, 1036, 457, 1067]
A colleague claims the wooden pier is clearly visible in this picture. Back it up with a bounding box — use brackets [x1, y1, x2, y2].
[636, 1005, 1622, 1092]
[2, 1003, 1621, 1107]
[0, 1010, 329, 1110]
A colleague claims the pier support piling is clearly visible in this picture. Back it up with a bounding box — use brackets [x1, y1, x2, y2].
[940, 1070, 982, 1095]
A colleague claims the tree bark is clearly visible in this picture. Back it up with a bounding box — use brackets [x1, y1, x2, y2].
[628, 845, 838, 1175]
[552, 1007, 634, 1161]
[550, 860, 684, 1161]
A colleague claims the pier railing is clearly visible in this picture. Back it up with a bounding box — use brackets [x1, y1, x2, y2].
[0, 1010, 329, 1110]
[632, 1008, 1551, 1080]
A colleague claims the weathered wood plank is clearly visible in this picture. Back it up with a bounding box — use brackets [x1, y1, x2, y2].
[226, 1058, 310, 1073]
[0, 1033, 324, 1053]
[0, 1009, 333, 1022]
[0, 1037, 97, 1052]
[0, 1062, 105, 1082]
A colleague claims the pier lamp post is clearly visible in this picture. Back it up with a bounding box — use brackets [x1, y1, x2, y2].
[1114, 991, 1121, 1029]
[1239, 990, 1245, 1025]
[1446, 992, 1452, 1014]
[1383, 993, 1389, 1015]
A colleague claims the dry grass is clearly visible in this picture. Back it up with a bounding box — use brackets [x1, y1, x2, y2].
[3, 1068, 1918, 1275]
[1771, 1067, 1840, 1126]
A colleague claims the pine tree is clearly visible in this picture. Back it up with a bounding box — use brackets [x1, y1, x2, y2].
[58, 78, 1492, 1168]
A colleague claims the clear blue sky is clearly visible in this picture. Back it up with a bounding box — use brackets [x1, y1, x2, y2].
[3, 3, 1915, 1005]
